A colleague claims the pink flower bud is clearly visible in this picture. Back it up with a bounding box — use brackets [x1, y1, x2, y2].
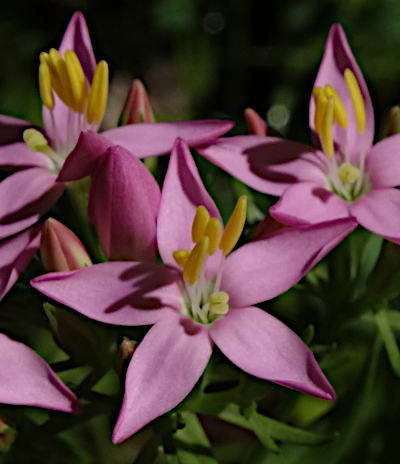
[40, 218, 92, 272]
[244, 108, 268, 135]
[115, 337, 136, 375]
[381, 105, 400, 137]
[119, 79, 155, 126]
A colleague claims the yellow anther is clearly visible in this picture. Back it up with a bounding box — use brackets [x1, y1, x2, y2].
[209, 302, 229, 315]
[192, 206, 210, 243]
[344, 68, 366, 134]
[183, 236, 209, 285]
[87, 60, 109, 124]
[338, 162, 360, 185]
[65, 50, 87, 113]
[173, 249, 190, 268]
[39, 62, 54, 110]
[220, 195, 247, 256]
[204, 218, 222, 254]
[39, 52, 50, 65]
[320, 96, 335, 158]
[312, 87, 328, 135]
[209, 291, 229, 305]
[23, 129, 55, 157]
[324, 84, 348, 129]
[47, 48, 75, 110]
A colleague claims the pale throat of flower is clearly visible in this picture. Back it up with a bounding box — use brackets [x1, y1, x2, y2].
[23, 48, 109, 172]
[173, 196, 247, 325]
[312, 68, 370, 202]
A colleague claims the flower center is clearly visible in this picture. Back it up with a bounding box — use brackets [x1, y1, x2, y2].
[172, 196, 247, 325]
[23, 48, 109, 173]
[312, 68, 371, 202]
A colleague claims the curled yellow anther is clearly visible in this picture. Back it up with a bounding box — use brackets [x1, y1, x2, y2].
[192, 205, 210, 243]
[324, 84, 348, 129]
[39, 62, 54, 110]
[344, 68, 366, 134]
[338, 162, 360, 185]
[204, 218, 222, 255]
[23, 129, 55, 157]
[321, 96, 335, 158]
[173, 249, 190, 268]
[48, 48, 74, 110]
[183, 236, 209, 285]
[220, 195, 247, 256]
[312, 87, 328, 135]
[87, 60, 109, 124]
[65, 50, 87, 113]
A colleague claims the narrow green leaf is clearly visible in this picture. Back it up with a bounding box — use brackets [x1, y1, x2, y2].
[375, 309, 400, 376]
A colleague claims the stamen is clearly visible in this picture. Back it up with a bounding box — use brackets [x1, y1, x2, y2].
[173, 249, 189, 267]
[344, 68, 366, 134]
[192, 206, 210, 243]
[39, 62, 54, 110]
[204, 218, 222, 254]
[220, 195, 247, 256]
[65, 50, 87, 113]
[209, 291, 229, 315]
[23, 129, 55, 157]
[338, 162, 360, 185]
[312, 87, 327, 135]
[321, 96, 335, 158]
[47, 48, 75, 110]
[324, 85, 348, 128]
[87, 61, 109, 125]
[183, 236, 209, 285]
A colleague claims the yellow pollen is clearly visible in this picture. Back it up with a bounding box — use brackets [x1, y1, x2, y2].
[204, 218, 222, 254]
[173, 249, 190, 268]
[209, 291, 229, 305]
[324, 84, 348, 129]
[338, 162, 360, 185]
[209, 302, 229, 315]
[87, 60, 109, 125]
[312, 87, 328, 135]
[65, 50, 87, 113]
[192, 206, 210, 243]
[47, 48, 75, 110]
[320, 96, 335, 158]
[220, 195, 247, 256]
[23, 129, 55, 157]
[39, 62, 54, 110]
[183, 236, 209, 285]
[344, 68, 366, 134]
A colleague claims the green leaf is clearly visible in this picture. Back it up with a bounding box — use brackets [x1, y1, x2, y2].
[58, 366, 93, 390]
[91, 369, 120, 396]
[375, 309, 400, 376]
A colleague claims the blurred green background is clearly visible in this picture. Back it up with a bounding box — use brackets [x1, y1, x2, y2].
[1, 0, 400, 142]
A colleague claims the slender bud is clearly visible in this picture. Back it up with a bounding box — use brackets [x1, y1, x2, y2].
[115, 337, 136, 375]
[41, 218, 92, 272]
[381, 106, 400, 138]
[119, 79, 155, 126]
[244, 108, 267, 135]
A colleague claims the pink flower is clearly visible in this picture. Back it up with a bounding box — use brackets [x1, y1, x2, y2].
[198, 24, 400, 244]
[32, 138, 357, 443]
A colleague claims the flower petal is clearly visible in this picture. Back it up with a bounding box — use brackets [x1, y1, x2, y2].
[157, 138, 221, 269]
[0, 168, 64, 240]
[0, 142, 51, 169]
[198, 136, 326, 195]
[0, 114, 32, 145]
[0, 225, 41, 300]
[0, 333, 79, 412]
[89, 145, 160, 261]
[221, 218, 357, 308]
[310, 24, 374, 161]
[209, 306, 335, 400]
[112, 310, 212, 443]
[350, 188, 400, 244]
[31, 262, 182, 326]
[102, 119, 234, 158]
[270, 182, 350, 226]
[366, 134, 400, 187]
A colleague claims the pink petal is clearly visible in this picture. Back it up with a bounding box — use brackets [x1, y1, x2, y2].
[0, 226, 41, 300]
[0, 333, 79, 412]
[89, 145, 160, 261]
[270, 182, 350, 226]
[366, 134, 400, 187]
[310, 24, 374, 161]
[198, 136, 326, 195]
[350, 188, 400, 244]
[57, 131, 110, 182]
[210, 306, 335, 400]
[0, 142, 51, 169]
[0, 114, 32, 145]
[0, 168, 64, 240]
[31, 262, 182, 326]
[112, 310, 212, 443]
[221, 218, 357, 308]
[102, 119, 234, 158]
[157, 138, 221, 270]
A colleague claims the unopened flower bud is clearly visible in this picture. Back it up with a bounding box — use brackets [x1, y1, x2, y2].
[119, 79, 155, 126]
[381, 105, 400, 138]
[115, 337, 136, 375]
[244, 108, 268, 135]
[41, 218, 92, 272]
